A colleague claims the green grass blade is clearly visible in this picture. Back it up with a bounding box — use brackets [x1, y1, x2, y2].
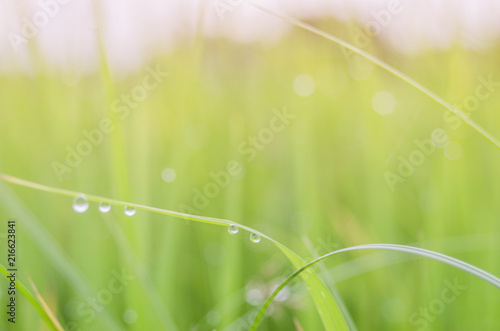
[278, 248, 348, 330]
[0, 173, 350, 330]
[250, 244, 500, 330]
[247, 2, 500, 151]
[27, 276, 64, 331]
[302, 236, 357, 331]
[325, 233, 500, 283]
[0, 264, 61, 331]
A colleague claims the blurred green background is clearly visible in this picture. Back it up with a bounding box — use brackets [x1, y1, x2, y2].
[1, 6, 500, 331]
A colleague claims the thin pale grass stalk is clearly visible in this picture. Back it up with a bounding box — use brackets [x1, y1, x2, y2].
[324, 232, 500, 283]
[27, 276, 64, 331]
[249, 244, 500, 330]
[247, 2, 500, 151]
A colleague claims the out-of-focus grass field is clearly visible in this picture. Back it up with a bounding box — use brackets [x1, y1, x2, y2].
[0, 15, 500, 331]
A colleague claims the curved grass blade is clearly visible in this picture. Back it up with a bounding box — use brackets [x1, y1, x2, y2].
[0, 264, 62, 330]
[325, 233, 500, 283]
[250, 244, 500, 330]
[247, 2, 500, 151]
[278, 247, 348, 330]
[0, 173, 350, 330]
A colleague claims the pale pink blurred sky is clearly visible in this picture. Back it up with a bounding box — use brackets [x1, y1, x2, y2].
[0, 0, 499, 74]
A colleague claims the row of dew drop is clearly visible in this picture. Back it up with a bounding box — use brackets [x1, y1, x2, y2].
[73, 195, 135, 216]
[73, 195, 136, 216]
[228, 224, 261, 243]
[73, 195, 261, 243]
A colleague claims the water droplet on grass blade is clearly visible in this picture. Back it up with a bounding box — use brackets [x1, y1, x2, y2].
[124, 206, 136, 216]
[98, 202, 111, 213]
[73, 195, 89, 213]
[228, 224, 239, 234]
[250, 233, 261, 243]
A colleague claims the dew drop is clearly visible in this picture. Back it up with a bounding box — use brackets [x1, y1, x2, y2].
[250, 233, 261, 243]
[73, 195, 89, 213]
[246, 288, 264, 305]
[98, 202, 111, 213]
[444, 141, 462, 160]
[293, 74, 316, 96]
[228, 224, 239, 234]
[161, 168, 176, 183]
[123, 310, 138, 324]
[124, 206, 136, 216]
[372, 91, 396, 115]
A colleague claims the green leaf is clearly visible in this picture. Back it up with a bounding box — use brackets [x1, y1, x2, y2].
[0, 264, 61, 331]
[0, 173, 351, 331]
